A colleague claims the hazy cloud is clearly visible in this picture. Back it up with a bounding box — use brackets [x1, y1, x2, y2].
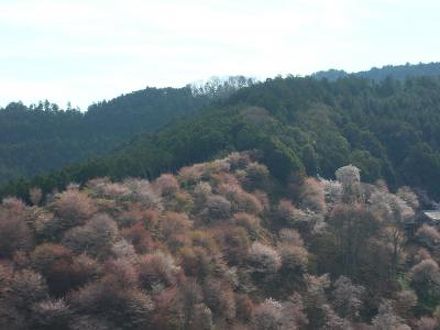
[1, 0, 439, 109]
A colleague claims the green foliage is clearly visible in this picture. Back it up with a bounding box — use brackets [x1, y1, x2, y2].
[4, 71, 440, 202]
[0, 87, 210, 184]
[313, 62, 440, 81]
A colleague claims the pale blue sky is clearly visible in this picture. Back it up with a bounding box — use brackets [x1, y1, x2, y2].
[1, 0, 439, 110]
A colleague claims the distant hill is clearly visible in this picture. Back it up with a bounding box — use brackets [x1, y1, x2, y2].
[0, 87, 210, 183]
[0, 76, 254, 184]
[312, 62, 440, 81]
[5, 74, 440, 202]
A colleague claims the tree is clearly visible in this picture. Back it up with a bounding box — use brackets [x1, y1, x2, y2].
[31, 298, 72, 330]
[372, 300, 409, 330]
[51, 187, 96, 228]
[252, 298, 283, 330]
[409, 259, 440, 308]
[299, 178, 326, 214]
[0, 201, 32, 257]
[331, 276, 365, 320]
[62, 214, 118, 257]
[138, 251, 180, 291]
[248, 242, 281, 276]
[335, 165, 361, 203]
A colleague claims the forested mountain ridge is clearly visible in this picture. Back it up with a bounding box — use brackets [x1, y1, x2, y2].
[0, 76, 255, 184]
[0, 87, 210, 183]
[3, 73, 440, 204]
[312, 62, 440, 81]
[1, 152, 440, 329]
[3, 64, 440, 328]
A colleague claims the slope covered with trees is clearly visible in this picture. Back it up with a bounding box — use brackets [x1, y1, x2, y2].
[0, 87, 210, 183]
[312, 62, 440, 82]
[4, 74, 440, 203]
[1, 152, 439, 329]
[0, 76, 255, 184]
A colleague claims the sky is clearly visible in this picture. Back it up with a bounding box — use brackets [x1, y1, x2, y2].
[1, 0, 439, 110]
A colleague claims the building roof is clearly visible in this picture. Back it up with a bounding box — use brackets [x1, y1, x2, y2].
[423, 210, 440, 221]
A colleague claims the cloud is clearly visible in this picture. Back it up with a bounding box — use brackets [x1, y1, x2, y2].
[0, 0, 439, 109]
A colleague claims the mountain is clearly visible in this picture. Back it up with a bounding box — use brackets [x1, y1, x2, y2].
[4, 73, 440, 203]
[0, 76, 255, 184]
[3, 64, 440, 328]
[0, 152, 438, 328]
[312, 62, 440, 81]
[0, 87, 210, 183]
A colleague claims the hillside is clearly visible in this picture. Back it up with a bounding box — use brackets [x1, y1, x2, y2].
[0, 76, 256, 184]
[1, 152, 439, 329]
[0, 87, 210, 183]
[4, 74, 440, 203]
[312, 62, 440, 82]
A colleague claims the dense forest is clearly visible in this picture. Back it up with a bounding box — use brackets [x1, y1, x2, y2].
[3, 72, 440, 204]
[2, 64, 440, 329]
[1, 152, 440, 329]
[313, 62, 440, 81]
[0, 76, 255, 184]
[0, 88, 209, 183]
